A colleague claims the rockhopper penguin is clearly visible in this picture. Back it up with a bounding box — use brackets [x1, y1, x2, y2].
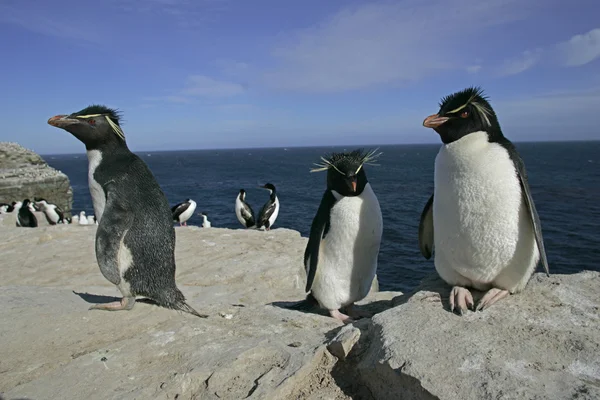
[235, 189, 256, 228]
[419, 87, 549, 315]
[292, 149, 383, 323]
[48, 105, 206, 317]
[257, 183, 279, 230]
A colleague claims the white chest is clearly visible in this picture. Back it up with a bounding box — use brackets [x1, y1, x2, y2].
[269, 197, 280, 225]
[433, 132, 524, 278]
[87, 150, 106, 222]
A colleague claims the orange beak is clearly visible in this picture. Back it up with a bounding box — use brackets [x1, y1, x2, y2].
[423, 114, 449, 128]
[351, 181, 357, 192]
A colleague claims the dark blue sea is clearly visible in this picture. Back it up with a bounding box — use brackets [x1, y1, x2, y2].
[43, 142, 600, 292]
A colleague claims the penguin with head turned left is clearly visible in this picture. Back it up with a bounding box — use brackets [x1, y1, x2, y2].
[48, 105, 206, 317]
[419, 87, 549, 315]
[294, 149, 383, 324]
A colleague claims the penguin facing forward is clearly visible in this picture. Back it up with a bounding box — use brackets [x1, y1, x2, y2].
[48, 105, 206, 317]
[297, 149, 383, 323]
[78, 211, 89, 225]
[201, 212, 211, 228]
[257, 183, 279, 231]
[235, 189, 256, 228]
[172, 199, 196, 227]
[17, 199, 38, 228]
[34, 197, 65, 225]
[419, 87, 549, 315]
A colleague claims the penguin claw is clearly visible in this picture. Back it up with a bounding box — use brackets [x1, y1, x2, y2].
[476, 288, 509, 311]
[329, 309, 354, 324]
[89, 296, 136, 311]
[449, 286, 474, 316]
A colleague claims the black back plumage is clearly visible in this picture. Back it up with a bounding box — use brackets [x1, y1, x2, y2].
[257, 183, 278, 229]
[238, 190, 256, 228]
[17, 200, 37, 228]
[171, 200, 191, 221]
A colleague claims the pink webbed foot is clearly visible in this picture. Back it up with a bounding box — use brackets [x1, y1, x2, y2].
[476, 288, 510, 311]
[329, 309, 354, 324]
[449, 286, 474, 315]
[89, 296, 136, 311]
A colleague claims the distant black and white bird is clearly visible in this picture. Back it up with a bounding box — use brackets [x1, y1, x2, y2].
[201, 212, 211, 228]
[287, 149, 383, 324]
[48, 104, 205, 317]
[78, 211, 89, 225]
[0, 203, 11, 213]
[34, 197, 65, 225]
[235, 189, 256, 228]
[419, 87, 549, 315]
[17, 199, 38, 228]
[257, 183, 279, 231]
[172, 199, 197, 227]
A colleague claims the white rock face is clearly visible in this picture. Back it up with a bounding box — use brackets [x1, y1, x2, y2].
[355, 272, 600, 400]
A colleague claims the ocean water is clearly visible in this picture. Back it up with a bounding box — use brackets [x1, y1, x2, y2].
[44, 141, 600, 292]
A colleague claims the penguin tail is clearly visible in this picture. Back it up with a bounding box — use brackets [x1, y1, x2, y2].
[158, 287, 209, 318]
[283, 293, 319, 311]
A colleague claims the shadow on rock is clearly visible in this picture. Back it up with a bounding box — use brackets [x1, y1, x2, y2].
[72, 291, 158, 306]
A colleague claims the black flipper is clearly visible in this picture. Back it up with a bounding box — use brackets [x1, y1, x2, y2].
[499, 139, 550, 276]
[257, 199, 277, 228]
[418, 194, 434, 259]
[241, 203, 256, 228]
[304, 190, 336, 292]
[95, 183, 134, 286]
[171, 201, 190, 221]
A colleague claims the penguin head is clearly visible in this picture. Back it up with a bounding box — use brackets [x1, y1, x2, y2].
[22, 199, 31, 207]
[423, 87, 502, 144]
[48, 105, 125, 150]
[260, 183, 276, 195]
[312, 149, 381, 197]
[238, 189, 246, 200]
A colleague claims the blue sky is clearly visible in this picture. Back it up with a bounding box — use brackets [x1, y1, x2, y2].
[0, 0, 599, 154]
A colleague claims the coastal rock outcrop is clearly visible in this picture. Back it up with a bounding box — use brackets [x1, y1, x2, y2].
[352, 272, 600, 400]
[0, 142, 72, 216]
[0, 220, 598, 400]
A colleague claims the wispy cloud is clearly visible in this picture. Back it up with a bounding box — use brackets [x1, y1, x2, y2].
[498, 49, 543, 76]
[145, 74, 245, 104]
[497, 27, 600, 76]
[261, 0, 531, 93]
[555, 28, 600, 67]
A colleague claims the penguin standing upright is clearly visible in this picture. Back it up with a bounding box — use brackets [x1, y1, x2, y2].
[17, 199, 38, 228]
[34, 198, 64, 225]
[48, 105, 206, 317]
[257, 183, 279, 231]
[235, 189, 256, 228]
[419, 87, 549, 315]
[293, 149, 383, 323]
[201, 212, 211, 228]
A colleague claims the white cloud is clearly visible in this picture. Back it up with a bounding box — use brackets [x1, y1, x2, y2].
[262, 0, 529, 93]
[556, 28, 600, 67]
[182, 75, 245, 97]
[497, 49, 543, 76]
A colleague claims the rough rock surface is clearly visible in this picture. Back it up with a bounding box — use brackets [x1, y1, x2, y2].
[0, 221, 397, 400]
[0, 142, 72, 216]
[354, 272, 600, 400]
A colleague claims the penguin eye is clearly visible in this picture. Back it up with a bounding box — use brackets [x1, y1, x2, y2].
[88, 119, 96, 125]
[460, 110, 469, 118]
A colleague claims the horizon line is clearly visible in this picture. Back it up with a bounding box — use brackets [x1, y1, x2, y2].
[37, 138, 600, 157]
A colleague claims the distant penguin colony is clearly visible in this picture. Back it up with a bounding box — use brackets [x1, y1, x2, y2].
[172, 199, 197, 226]
[287, 149, 384, 323]
[48, 104, 206, 317]
[235, 189, 256, 228]
[418, 87, 549, 315]
[257, 183, 279, 231]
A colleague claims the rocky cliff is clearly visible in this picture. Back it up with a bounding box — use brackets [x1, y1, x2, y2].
[0, 222, 597, 400]
[0, 142, 73, 216]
